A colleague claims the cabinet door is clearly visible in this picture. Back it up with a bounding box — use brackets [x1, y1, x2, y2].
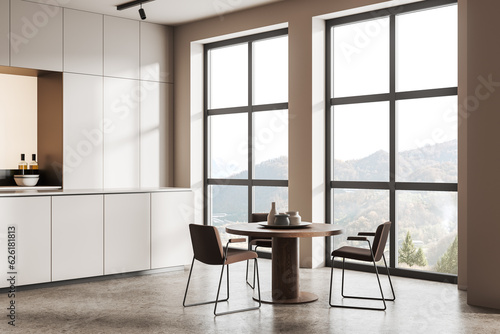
[151, 191, 194, 269]
[0, 197, 51, 287]
[64, 9, 103, 75]
[140, 82, 173, 187]
[52, 195, 103, 281]
[0, 0, 9, 66]
[104, 193, 150, 274]
[63, 73, 103, 189]
[140, 22, 173, 83]
[10, 0, 63, 71]
[103, 77, 140, 188]
[104, 16, 139, 79]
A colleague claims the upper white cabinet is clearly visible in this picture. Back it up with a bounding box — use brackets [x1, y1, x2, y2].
[63, 73, 103, 189]
[151, 191, 194, 269]
[0, 197, 51, 287]
[52, 195, 104, 281]
[64, 9, 103, 75]
[104, 193, 150, 275]
[10, 0, 63, 71]
[140, 22, 173, 83]
[103, 77, 140, 188]
[104, 16, 139, 79]
[0, 0, 9, 66]
[140, 82, 173, 187]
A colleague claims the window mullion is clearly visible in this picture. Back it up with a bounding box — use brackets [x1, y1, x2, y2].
[248, 41, 254, 219]
[389, 13, 397, 269]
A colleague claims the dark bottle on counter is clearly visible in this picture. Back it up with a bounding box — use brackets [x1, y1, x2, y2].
[18, 154, 28, 174]
[29, 154, 38, 170]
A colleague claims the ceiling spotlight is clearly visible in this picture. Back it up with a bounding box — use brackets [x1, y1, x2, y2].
[139, 4, 146, 20]
[116, 0, 154, 21]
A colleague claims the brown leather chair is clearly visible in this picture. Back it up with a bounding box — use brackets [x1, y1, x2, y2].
[183, 224, 261, 316]
[246, 213, 272, 288]
[329, 221, 395, 311]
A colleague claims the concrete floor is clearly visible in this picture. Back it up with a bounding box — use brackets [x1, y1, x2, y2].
[2, 259, 499, 333]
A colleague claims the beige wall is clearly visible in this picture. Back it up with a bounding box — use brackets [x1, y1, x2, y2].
[466, 0, 500, 309]
[0, 73, 37, 169]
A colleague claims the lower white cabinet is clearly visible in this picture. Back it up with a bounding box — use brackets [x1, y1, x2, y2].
[0, 189, 192, 285]
[104, 193, 150, 274]
[151, 192, 193, 269]
[52, 195, 104, 281]
[0, 197, 51, 287]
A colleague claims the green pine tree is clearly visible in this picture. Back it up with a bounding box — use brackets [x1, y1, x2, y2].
[415, 247, 428, 267]
[435, 235, 458, 274]
[399, 231, 417, 266]
[399, 231, 428, 267]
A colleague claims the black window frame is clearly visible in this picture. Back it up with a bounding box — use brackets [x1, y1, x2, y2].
[325, 0, 458, 283]
[204, 28, 289, 234]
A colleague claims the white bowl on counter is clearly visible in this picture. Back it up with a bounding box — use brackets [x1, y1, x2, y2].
[14, 175, 39, 187]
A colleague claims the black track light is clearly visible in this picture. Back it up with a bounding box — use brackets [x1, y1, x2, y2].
[117, 0, 154, 21]
[139, 4, 146, 20]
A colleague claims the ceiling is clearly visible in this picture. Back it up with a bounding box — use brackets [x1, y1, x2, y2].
[27, 0, 282, 26]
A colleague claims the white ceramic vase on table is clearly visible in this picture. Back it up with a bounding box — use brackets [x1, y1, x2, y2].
[286, 211, 301, 225]
[267, 202, 277, 225]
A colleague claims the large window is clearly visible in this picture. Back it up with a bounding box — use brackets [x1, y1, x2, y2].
[326, 0, 458, 281]
[205, 29, 289, 245]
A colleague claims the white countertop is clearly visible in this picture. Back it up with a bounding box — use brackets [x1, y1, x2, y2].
[0, 187, 191, 197]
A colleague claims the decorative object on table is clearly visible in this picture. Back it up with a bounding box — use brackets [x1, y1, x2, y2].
[267, 202, 277, 225]
[286, 211, 301, 225]
[273, 213, 290, 226]
[258, 222, 311, 229]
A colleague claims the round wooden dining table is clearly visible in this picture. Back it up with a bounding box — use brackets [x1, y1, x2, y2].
[226, 222, 342, 304]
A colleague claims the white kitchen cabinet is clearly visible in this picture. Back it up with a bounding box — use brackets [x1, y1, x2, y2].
[104, 193, 150, 275]
[103, 77, 140, 188]
[63, 73, 103, 189]
[10, 0, 63, 71]
[0, 197, 51, 287]
[104, 16, 139, 79]
[140, 22, 173, 83]
[151, 191, 194, 269]
[52, 195, 103, 281]
[64, 9, 103, 75]
[0, 0, 9, 66]
[140, 82, 173, 187]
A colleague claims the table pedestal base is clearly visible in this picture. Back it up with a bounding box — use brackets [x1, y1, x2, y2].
[254, 291, 318, 304]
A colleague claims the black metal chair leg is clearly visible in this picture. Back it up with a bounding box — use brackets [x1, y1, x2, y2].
[341, 258, 346, 297]
[215, 259, 262, 316]
[329, 254, 393, 311]
[183, 257, 229, 308]
[254, 258, 262, 308]
[246, 259, 253, 288]
[246, 246, 259, 289]
[382, 254, 396, 301]
[214, 263, 227, 315]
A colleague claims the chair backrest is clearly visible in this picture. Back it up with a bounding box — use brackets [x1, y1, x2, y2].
[248, 213, 269, 244]
[371, 221, 391, 261]
[250, 213, 268, 223]
[189, 224, 224, 265]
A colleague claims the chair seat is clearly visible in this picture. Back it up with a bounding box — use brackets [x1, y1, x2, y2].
[226, 249, 258, 265]
[249, 239, 272, 248]
[331, 246, 373, 262]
